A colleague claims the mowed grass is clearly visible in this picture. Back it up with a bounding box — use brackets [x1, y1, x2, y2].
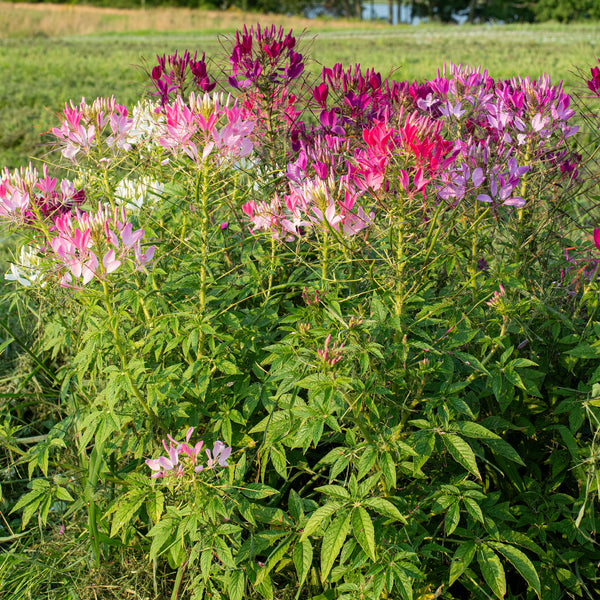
[1, 3, 600, 169]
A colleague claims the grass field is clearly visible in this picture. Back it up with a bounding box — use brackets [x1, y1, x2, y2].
[1, 3, 600, 169]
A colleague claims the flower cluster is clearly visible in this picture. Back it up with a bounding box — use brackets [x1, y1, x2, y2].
[51, 97, 133, 162]
[0, 163, 84, 225]
[4, 202, 155, 289]
[151, 50, 217, 107]
[317, 333, 344, 367]
[228, 24, 304, 90]
[158, 94, 254, 165]
[145, 427, 231, 479]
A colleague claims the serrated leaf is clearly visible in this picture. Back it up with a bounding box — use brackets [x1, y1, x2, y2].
[357, 445, 378, 480]
[478, 544, 506, 599]
[443, 434, 480, 478]
[315, 485, 350, 499]
[380, 452, 397, 490]
[320, 510, 351, 582]
[352, 506, 376, 561]
[413, 430, 435, 473]
[565, 343, 600, 358]
[449, 540, 476, 585]
[110, 496, 144, 537]
[481, 438, 525, 467]
[293, 538, 313, 589]
[146, 490, 164, 524]
[453, 422, 500, 439]
[300, 502, 342, 541]
[488, 541, 541, 598]
[463, 497, 484, 524]
[288, 489, 304, 523]
[54, 486, 74, 502]
[238, 483, 279, 499]
[228, 569, 245, 600]
[361, 497, 407, 523]
[504, 366, 526, 390]
[445, 501, 460, 534]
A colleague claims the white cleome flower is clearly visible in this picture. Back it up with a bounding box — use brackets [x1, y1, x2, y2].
[5, 245, 46, 287]
[126, 100, 165, 147]
[114, 177, 164, 211]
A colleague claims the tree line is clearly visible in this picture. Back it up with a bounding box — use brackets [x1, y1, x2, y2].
[16, 0, 600, 22]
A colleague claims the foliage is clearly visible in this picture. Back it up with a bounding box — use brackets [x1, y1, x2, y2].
[2, 22, 600, 600]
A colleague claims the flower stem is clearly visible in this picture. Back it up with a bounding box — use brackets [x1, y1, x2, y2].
[197, 165, 210, 315]
[102, 280, 154, 421]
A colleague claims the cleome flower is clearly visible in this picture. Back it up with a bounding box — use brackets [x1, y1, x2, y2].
[145, 427, 231, 478]
[4, 245, 46, 287]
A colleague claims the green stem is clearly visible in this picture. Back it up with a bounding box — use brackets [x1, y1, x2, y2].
[266, 234, 276, 301]
[321, 225, 329, 290]
[170, 559, 188, 600]
[102, 281, 154, 421]
[469, 199, 480, 288]
[85, 438, 105, 569]
[197, 166, 210, 315]
[394, 198, 405, 321]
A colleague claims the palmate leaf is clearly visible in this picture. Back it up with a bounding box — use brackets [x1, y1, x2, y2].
[320, 510, 351, 582]
[487, 541, 541, 598]
[478, 544, 506, 599]
[300, 502, 343, 541]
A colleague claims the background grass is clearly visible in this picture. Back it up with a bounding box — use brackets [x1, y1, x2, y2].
[1, 3, 600, 170]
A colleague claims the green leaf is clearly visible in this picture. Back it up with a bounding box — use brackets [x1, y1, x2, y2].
[413, 430, 435, 473]
[300, 502, 342, 541]
[565, 343, 600, 358]
[453, 422, 500, 439]
[320, 510, 351, 582]
[54, 486, 74, 502]
[445, 501, 460, 535]
[478, 544, 506, 599]
[110, 495, 145, 537]
[228, 569, 245, 600]
[357, 445, 378, 480]
[443, 434, 480, 479]
[488, 542, 541, 598]
[146, 490, 164, 524]
[361, 497, 407, 523]
[449, 540, 476, 585]
[288, 489, 304, 523]
[238, 483, 279, 500]
[463, 497, 484, 524]
[148, 519, 175, 560]
[481, 438, 525, 466]
[352, 506, 376, 561]
[293, 538, 313, 589]
[503, 366, 526, 391]
[315, 485, 350, 499]
[380, 452, 397, 490]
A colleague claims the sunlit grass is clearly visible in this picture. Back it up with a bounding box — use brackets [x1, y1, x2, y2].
[1, 4, 600, 168]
